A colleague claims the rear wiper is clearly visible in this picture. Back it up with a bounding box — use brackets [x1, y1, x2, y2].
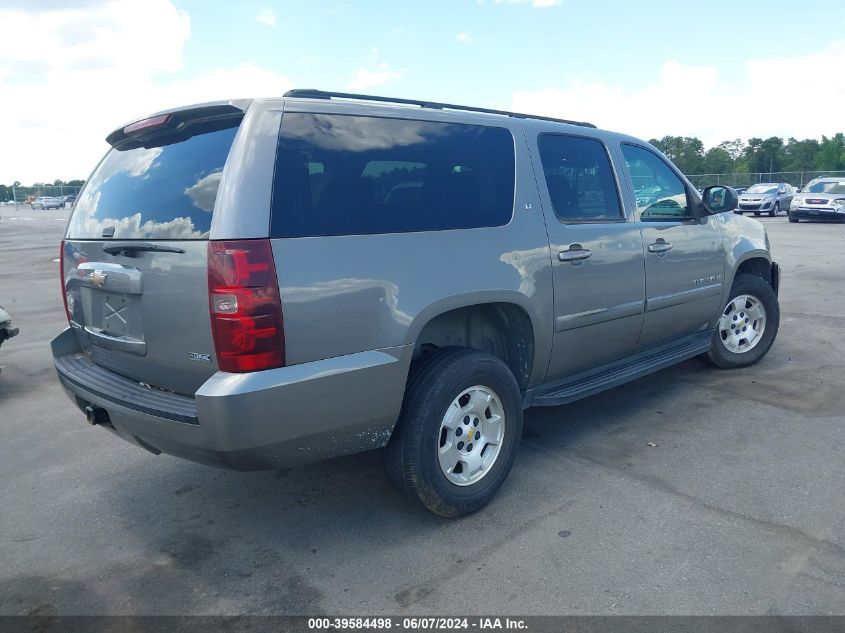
[102, 242, 185, 257]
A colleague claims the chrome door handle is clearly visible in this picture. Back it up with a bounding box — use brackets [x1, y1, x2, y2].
[648, 242, 673, 254]
[558, 248, 592, 262]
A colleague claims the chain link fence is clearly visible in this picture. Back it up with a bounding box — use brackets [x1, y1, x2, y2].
[686, 171, 845, 190]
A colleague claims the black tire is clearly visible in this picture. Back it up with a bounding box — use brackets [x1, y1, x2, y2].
[769, 202, 779, 217]
[704, 273, 779, 369]
[753, 211, 761, 216]
[384, 347, 523, 517]
[788, 213, 799, 223]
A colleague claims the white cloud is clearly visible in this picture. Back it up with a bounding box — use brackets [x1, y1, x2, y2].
[0, 1, 294, 184]
[457, 31, 476, 44]
[185, 170, 223, 212]
[255, 7, 276, 27]
[347, 48, 402, 90]
[348, 65, 403, 90]
[512, 41, 845, 148]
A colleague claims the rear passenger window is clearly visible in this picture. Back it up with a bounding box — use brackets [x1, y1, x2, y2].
[537, 134, 623, 222]
[271, 114, 515, 237]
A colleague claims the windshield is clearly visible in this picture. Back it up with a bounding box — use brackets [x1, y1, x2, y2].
[746, 185, 778, 194]
[804, 181, 845, 194]
[67, 120, 240, 240]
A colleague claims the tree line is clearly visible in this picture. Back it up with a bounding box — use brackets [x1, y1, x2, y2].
[649, 134, 845, 176]
[3, 133, 845, 199]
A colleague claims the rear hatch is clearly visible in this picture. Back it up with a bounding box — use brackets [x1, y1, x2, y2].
[62, 105, 244, 396]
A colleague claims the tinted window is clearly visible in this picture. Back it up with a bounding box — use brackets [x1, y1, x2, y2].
[270, 113, 515, 237]
[537, 135, 622, 222]
[67, 122, 240, 240]
[622, 144, 692, 220]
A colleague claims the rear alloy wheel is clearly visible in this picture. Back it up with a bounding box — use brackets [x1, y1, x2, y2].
[384, 347, 522, 517]
[769, 202, 779, 217]
[705, 273, 779, 369]
[437, 385, 506, 487]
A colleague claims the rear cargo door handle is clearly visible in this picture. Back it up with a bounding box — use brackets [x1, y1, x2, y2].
[84, 326, 147, 355]
[558, 247, 592, 263]
[648, 241, 673, 255]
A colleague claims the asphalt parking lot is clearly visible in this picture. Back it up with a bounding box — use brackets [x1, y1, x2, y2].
[0, 206, 843, 616]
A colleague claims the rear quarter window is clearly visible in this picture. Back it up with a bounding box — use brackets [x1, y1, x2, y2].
[270, 113, 516, 237]
[67, 122, 240, 240]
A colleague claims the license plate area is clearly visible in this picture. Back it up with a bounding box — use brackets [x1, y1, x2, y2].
[79, 288, 146, 353]
[99, 293, 130, 335]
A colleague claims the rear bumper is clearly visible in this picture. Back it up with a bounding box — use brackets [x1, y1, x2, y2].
[52, 328, 411, 470]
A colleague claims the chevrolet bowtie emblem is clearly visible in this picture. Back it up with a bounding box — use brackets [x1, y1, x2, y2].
[90, 270, 108, 289]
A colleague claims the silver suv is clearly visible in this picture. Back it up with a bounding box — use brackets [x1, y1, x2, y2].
[53, 90, 780, 516]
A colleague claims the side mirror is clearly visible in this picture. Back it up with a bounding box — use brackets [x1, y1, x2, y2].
[701, 185, 738, 214]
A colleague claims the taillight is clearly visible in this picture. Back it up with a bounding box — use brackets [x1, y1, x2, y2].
[208, 240, 285, 373]
[59, 240, 71, 323]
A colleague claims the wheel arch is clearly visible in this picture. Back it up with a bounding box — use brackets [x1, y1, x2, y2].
[724, 250, 777, 305]
[404, 293, 543, 390]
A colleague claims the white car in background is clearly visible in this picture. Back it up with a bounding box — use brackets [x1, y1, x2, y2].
[0, 305, 19, 375]
[789, 178, 845, 223]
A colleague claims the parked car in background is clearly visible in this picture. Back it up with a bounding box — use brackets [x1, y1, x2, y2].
[32, 196, 62, 210]
[0, 305, 19, 374]
[789, 177, 845, 222]
[52, 90, 780, 517]
[737, 183, 793, 216]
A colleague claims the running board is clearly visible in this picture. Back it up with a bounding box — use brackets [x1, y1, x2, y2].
[527, 331, 713, 408]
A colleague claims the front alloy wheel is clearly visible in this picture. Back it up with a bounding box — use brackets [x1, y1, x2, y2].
[718, 294, 767, 354]
[705, 273, 779, 369]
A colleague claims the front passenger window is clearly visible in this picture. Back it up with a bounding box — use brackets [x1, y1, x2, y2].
[622, 144, 692, 220]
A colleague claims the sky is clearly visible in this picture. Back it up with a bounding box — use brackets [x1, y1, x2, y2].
[1, 0, 844, 184]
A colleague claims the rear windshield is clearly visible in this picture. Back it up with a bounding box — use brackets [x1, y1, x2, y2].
[67, 121, 240, 240]
[270, 113, 515, 237]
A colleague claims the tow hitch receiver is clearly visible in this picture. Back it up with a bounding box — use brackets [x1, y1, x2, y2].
[84, 405, 110, 426]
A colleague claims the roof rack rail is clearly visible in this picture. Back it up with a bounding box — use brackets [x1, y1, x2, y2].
[283, 89, 597, 129]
